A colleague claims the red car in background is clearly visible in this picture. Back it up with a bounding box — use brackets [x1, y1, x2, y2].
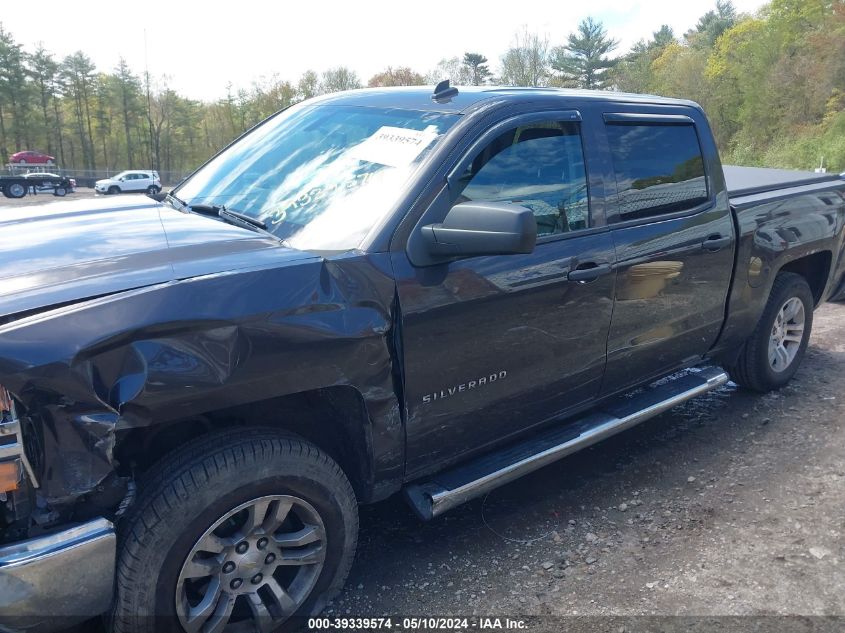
[9, 150, 55, 165]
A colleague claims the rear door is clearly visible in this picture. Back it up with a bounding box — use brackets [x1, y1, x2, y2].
[600, 109, 735, 393]
[130, 173, 148, 191]
[393, 110, 617, 477]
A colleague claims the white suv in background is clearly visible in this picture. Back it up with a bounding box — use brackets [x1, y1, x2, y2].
[95, 170, 161, 195]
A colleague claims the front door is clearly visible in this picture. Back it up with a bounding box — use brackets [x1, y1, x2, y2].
[393, 114, 616, 478]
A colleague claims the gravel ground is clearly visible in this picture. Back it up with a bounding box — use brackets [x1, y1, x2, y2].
[1, 188, 113, 208]
[326, 303, 845, 630]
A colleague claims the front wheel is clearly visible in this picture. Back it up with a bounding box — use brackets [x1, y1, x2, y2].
[108, 185, 120, 195]
[727, 272, 814, 391]
[112, 429, 358, 633]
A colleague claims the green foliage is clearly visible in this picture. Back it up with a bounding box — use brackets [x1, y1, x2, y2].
[686, 0, 738, 48]
[499, 28, 550, 87]
[614, 26, 676, 94]
[463, 53, 491, 85]
[614, 0, 845, 172]
[367, 67, 425, 87]
[550, 17, 619, 89]
[1, 1, 843, 176]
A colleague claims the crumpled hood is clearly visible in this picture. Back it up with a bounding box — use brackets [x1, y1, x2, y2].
[0, 195, 316, 319]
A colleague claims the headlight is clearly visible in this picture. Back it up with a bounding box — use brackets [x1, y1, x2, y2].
[0, 385, 12, 419]
[0, 385, 39, 490]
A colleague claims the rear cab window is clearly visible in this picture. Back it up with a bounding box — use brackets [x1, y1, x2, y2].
[604, 114, 709, 222]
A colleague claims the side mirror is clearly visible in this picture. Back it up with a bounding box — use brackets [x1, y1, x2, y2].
[420, 201, 537, 258]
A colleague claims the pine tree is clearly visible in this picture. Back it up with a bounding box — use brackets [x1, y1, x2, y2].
[462, 53, 491, 85]
[550, 18, 619, 89]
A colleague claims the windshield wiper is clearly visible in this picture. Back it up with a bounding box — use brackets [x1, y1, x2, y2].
[180, 201, 283, 244]
[218, 207, 283, 244]
[165, 191, 188, 211]
[219, 207, 268, 230]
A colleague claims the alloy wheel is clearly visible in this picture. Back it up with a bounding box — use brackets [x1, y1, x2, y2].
[176, 495, 327, 633]
[768, 296, 805, 373]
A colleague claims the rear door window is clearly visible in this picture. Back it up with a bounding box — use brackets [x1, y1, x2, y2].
[605, 122, 708, 221]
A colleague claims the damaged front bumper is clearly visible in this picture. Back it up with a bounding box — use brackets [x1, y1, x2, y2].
[0, 518, 115, 632]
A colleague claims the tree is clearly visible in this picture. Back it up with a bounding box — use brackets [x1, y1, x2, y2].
[27, 45, 59, 157]
[367, 66, 425, 87]
[550, 17, 618, 89]
[462, 53, 491, 85]
[499, 28, 549, 87]
[0, 26, 32, 154]
[613, 25, 675, 93]
[297, 70, 320, 100]
[61, 51, 98, 169]
[425, 57, 471, 85]
[686, 0, 738, 48]
[113, 58, 144, 167]
[320, 67, 362, 93]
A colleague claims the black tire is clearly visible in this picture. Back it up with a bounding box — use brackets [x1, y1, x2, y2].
[113, 429, 358, 633]
[146, 185, 160, 195]
[108, 185, 120, 195]
[727, 272, 814, 392]
[6, 182, 26, 198]
[53, 186, 67, 197]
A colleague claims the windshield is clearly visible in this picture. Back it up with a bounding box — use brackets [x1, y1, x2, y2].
[175, 104, 460, 250]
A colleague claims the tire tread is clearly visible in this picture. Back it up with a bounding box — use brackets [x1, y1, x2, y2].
[112, 428, 357, 633]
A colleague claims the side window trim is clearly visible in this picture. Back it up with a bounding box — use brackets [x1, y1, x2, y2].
[604, 115, 712, 224]
[603, 112, 695, 125]
[446, 110, 582, 189]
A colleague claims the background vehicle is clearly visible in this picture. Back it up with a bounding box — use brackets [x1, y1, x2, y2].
[24, 172, 76, 195]
[0, 86, 844, 632]
[94, 170, 161, 195]
[0, 173, 73, 198]
[9, 150, 55, 165]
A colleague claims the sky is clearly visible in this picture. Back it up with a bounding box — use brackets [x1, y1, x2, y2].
[0, 0, 769, 102]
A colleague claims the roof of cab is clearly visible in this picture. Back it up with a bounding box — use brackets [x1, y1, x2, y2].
[308, 85, 699, 114]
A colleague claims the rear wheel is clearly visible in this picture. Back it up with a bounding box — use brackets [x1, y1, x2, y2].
[727, 272, 814, 391]
[147, 185, 160, 195]
[108, 185, 120, 195]
[53, 186, 67, 197]
[113, 429, 358, 633]
[6, 182, 26, 198]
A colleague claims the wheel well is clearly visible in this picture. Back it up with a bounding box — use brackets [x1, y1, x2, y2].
[779, 251, 831, 305]
[117, 386, 375, 501]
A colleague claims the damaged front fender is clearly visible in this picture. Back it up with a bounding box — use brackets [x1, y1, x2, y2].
[0, 252, 403, 517]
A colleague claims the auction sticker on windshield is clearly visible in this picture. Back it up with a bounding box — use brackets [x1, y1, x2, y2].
[350, 126, 439, 168]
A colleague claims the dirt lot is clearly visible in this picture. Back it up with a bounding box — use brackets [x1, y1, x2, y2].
[9, 191, 842, 631]
[325, 304, 845, 630]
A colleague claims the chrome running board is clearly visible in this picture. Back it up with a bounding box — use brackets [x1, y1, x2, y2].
[404, 366, 728, 520]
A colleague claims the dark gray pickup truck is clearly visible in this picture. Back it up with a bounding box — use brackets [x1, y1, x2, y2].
[1, 84, 844, 632]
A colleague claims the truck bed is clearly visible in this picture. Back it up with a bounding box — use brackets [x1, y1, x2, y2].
[724, 164, 842, 198]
